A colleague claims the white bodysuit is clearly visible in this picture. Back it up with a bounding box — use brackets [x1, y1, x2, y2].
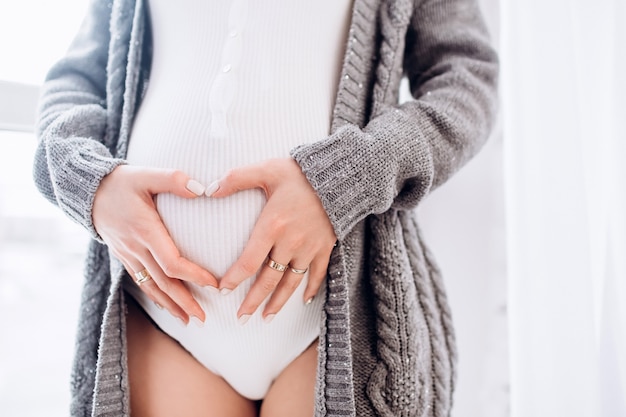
[123, 0, 352, 400]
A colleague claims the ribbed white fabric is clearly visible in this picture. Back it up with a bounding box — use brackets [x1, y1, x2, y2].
[123, 0, 352, 400]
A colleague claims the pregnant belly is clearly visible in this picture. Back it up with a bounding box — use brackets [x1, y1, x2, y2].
[156, 187, 266, 278]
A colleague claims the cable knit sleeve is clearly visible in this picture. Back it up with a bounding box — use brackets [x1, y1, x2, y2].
[33, 0, 124, 239]
[290, 0, 499, 240]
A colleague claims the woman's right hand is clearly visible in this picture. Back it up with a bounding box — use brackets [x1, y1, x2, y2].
[92, 165, 218, 324]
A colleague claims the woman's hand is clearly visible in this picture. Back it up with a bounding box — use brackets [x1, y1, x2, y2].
[210, 158, 336, 323]
[92, 165, 218, 324]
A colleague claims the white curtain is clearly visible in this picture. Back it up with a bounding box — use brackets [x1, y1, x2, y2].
[502, 0, 626, 416]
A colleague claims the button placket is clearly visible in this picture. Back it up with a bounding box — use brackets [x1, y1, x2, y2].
[208, 0, 249, 140]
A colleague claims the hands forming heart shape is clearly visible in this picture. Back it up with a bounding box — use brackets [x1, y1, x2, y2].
[93, 158, 336, 324]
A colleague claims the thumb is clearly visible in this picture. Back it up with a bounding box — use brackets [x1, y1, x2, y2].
[208, 164, 267, 198]
[140, 168, 206, 198]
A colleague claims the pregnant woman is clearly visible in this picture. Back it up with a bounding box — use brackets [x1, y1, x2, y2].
[34, 0, 498, 416]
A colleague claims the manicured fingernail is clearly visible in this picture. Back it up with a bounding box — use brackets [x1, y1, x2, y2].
[220, 288, 232, 295]
[177, 316, 188, 326]
[154, 302, 163, 310]
[206, 285, 219, 294]
[205, 180, 220, 197]
[186, 179, 206, 196]
[263, 314, 276, 324]
[305, 297, 314, 305]
[190, 316, 205, 328]
[238, 314, 251, 326]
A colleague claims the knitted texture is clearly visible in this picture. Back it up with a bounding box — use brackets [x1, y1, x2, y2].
[33, 0, 498, 415]
[70, 241, 111, 417]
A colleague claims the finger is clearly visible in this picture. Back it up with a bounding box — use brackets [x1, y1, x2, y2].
[138, 253, 206, 323]
[303, 253, 330, 304]
[220, 225, 274, 292]
[208, 163, 269, 198]
[112, 238, 206, 322]
[124, 259, 189, 323]
[262, 258, 312, 320]
[135, 167, 207, 198]
[236, 254, 291, 322]
[142, 223, 219, 288]
[134, 275, 189, 323]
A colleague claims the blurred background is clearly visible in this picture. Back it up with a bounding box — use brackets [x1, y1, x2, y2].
[1, 2, 89, 416]
[0, 1, 623, 416]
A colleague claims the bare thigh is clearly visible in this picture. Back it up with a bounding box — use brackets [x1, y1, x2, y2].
[125, 296, 257, 417]
[260, 340, 318, 417]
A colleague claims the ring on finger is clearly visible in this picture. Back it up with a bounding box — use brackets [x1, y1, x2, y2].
[289, 265, 308, 274]
[265, 257, 288, 272]
[134, 268, 152, 285]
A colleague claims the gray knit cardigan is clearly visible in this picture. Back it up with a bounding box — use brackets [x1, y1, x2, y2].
[33, 0, 498, 415]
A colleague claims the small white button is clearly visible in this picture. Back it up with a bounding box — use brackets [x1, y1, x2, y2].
[222, 64, 232, 73]
[229, 30, 238, 38]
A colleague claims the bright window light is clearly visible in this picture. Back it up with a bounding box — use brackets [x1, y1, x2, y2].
[0, 3, 91, 417]
[0, 1, 88, 85]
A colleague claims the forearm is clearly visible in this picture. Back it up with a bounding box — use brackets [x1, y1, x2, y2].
[291, 0, 498, 240]
[33, 0, 121, 238]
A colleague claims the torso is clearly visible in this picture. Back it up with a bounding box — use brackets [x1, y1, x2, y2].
[124, 0, 352, 400]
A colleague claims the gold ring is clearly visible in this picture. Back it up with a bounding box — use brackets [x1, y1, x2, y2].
[265, 257, 288, 272]
[134, 269, 152, 285]
[289, 266, 308, 274]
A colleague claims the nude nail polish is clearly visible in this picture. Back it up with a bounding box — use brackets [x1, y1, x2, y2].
[305, 297, 314, 305]
[190, 316, 205, 328]
[238, 314, 251, 326]
[263, 314, 276, 324]
[154, 302, 163, 310]
[205, 180, 220, 197]
[206, 285, 220, 294]
[186, 179, 206, 196]
[220, 288, 232, 295]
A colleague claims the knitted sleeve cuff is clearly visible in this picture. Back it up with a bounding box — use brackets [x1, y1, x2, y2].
[290, 109, 435, 240]
[43, 136, 126, 241]
[34, 103, 125, 241]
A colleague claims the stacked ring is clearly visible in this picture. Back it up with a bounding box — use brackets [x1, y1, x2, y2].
[290, 266, 308, 274]
[134, 269, 152, 285]
[265, 257, 288, 272]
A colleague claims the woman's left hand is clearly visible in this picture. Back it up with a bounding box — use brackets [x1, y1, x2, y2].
[209, 158, 336, 323]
